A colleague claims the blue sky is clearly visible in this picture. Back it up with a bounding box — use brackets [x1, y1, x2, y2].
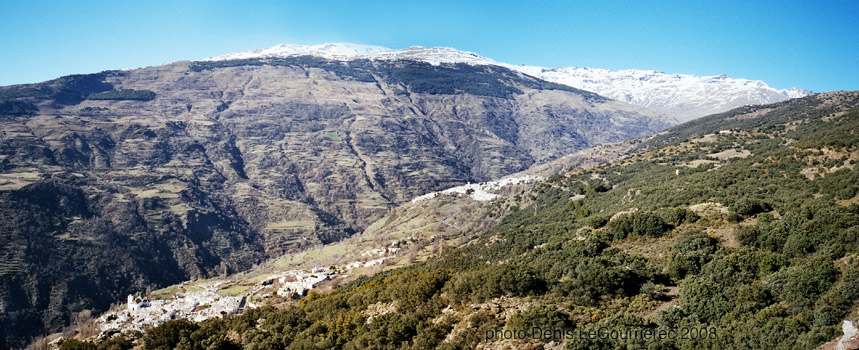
[1, 0, 856, 92]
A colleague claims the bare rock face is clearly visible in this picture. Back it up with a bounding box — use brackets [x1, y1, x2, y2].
[0, 57, 670, 346]
[819, 320, 859, 350]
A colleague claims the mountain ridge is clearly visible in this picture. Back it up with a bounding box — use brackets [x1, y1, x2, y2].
[0, 51, 672, 347]
[0, 42, 825, 349]
[205, 43, 811, 121]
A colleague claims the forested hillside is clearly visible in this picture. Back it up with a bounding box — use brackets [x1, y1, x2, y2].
[63, 91, 859, 350]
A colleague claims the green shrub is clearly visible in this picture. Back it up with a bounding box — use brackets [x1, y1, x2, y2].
[768, 256, 837, 311]
[573, 204, 590, 220]
[608, 212, 671, 238]
[567, 233, 610, 257]
[608, 213, 634, 239]
[839, 186, 859, 200]
[96, 335, 133, 350]
[585, 214, 609, 228]
[506, 305, 570, 342]
[667, 230, 718, 279]
[142, 319, 199, 350]
[726, 211, 740, 223]
[662, 207, 700, 226]
[632, 213, 670, 237]
[734, 225, 759, 246]
[731, 198, 771, 216]
[60, 339, 97, 350]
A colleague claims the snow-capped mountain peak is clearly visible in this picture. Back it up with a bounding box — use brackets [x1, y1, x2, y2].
[781, 87, 814, 99]
[203, 43, 811, 122]
[372, 46, 498, 65]
[205, 43, 497, 66]
[508, 66, 811, 122]
[205, 43, 390, 62]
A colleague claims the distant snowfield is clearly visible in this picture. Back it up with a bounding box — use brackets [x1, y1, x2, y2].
[205, 43, 811, 122]
[410, 175, 542, 203]
[205, 43, 498, 66]
[512, 66, 811, 122]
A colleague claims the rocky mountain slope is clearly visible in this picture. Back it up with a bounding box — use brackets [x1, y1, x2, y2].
[0, 54, 669, 346]
[69, 91, 859, 350]
[209, 43, 811, 122]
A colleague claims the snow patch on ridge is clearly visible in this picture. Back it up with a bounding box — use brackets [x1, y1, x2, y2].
[205, 43, 498, 66]
[511, 66, 812, 122]
[203, 43, 812, 122]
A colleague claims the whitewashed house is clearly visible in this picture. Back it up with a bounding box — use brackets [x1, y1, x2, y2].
[127, 294, 150, 311]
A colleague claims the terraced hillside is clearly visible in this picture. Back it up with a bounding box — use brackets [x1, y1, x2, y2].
[69, 91, 859, 349]
[0, 57, 670, 347]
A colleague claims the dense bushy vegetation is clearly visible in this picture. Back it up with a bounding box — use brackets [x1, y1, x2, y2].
[75, 94, 859, 348]
[0, 72, 117, 113]
[87, 89, 156, 101]
[0, 100, 37, 115]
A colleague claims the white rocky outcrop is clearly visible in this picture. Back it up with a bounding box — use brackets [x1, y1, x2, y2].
[818, 320, 859, 350]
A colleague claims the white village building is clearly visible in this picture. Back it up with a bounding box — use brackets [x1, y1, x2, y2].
[127, 294, 150, 311]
